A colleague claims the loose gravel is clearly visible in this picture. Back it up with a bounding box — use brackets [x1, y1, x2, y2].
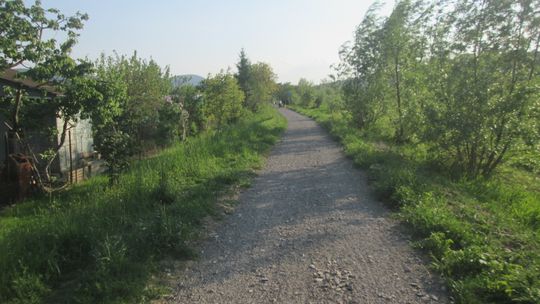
[169, 109, 449, 304]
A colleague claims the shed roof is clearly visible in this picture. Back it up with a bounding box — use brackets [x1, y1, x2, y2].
[0, 69, 59, 96]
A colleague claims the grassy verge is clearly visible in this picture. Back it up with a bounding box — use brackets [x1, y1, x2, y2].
[0, 106, 286, 304]
[290, 105, 540, 304]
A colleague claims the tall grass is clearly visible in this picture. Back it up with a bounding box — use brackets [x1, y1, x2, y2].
[0, 106, 286, 303]
[291, 105, 540, 304]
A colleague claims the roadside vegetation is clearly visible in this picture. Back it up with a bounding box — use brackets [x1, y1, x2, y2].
[0, 1, 284, 303]
[0, 106, 286, 303]
[287, 0, 540, 303]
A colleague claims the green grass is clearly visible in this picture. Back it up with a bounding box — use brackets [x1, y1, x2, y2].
[291, 105, 540, 304]
[0, 106, 287, 304]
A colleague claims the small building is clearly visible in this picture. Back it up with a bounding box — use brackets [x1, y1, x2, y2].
[0, 69, 101, 188]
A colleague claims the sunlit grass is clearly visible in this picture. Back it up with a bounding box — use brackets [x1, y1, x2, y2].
[0, 106, 286, 303]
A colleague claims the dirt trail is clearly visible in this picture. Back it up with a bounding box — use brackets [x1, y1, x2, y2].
[169, 109, 448, 303]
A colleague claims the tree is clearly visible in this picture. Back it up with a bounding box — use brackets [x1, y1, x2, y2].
[0, 0, 91, 189]
[172, 84, 205, 135]
[294, 78, 315, 108]
[276, 82, 295, 105]
[79, 56, 129, 185]
[424, 0, 540, 177]
[88, 52, 175, 183]
[201, 71, 244, 130]
[339, 2, 387, 129]
[379, 0, 429, 142]
[245, 62, 277, 111]
[235, 48, 251, 102]
[115, 52, 171, 153]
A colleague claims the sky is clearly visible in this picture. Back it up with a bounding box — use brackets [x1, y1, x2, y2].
[40, 0, 392, 84]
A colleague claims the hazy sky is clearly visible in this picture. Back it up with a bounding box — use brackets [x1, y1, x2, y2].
[40, 0, 391, 84]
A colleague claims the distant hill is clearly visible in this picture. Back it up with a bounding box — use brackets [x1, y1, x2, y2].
[171, 74, 204, 87]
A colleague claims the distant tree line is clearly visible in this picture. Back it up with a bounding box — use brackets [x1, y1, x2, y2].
[290, 0, 540, 178]
[0, 0, 278, 187]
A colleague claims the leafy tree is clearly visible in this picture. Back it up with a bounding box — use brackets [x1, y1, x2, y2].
[0, 0, 92, 189]
[424, 0, 540, 177]
[172, 84, 205, 135]
[88, 52, 174, 182]
[201, 71, 244, 130]
[339, 2, 387, 128]
[85, 56, 130, 184]
[245, 62, 277, 111]
[116, 52, 172, 153]
[314, 80, 344, 112]
[294, 78, 316, 108]
[338, 0, 540, 178]
[157, 99, 186, 144]
[276, 82, 295, 105]
[379, 0, 429, 142]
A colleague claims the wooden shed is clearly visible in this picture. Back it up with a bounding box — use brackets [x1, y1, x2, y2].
[0, 69, 102, 187]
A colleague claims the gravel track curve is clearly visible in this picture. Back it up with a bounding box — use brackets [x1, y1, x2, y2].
[169, 108, 449, 304]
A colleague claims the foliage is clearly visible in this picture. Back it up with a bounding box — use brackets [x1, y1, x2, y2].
[292, 1, 540, 301]
[0, 0, 92, 187]
[234, 50, 278, 111]
[293, 78, 316, 107]
[292, 105, 540, 304]
[86, 55, 131, 184]
[422, 0, 540, 177]
[245, 62, 277, 111]
[275, 82, 295, 104]
[335, 0, 540, 177]
[235, 48, 251, 99]
[0, 0, 88, 71]
[100, 52, 172, 154]
[201, 71, 245, 129]
[171, 84, 205, 136]
[0, 106, 286, 303]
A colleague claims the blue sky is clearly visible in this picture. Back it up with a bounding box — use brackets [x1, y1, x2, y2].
[40, 0, 391, 84]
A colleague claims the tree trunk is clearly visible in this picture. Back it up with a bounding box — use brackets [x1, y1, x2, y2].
[43, 118, 70, 183]
[393, 53, 404, 142]
[7, 88, 23, 154]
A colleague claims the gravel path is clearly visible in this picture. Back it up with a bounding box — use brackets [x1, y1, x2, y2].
[170, 109, 448, 304]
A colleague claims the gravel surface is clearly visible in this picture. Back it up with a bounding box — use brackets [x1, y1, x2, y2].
[169, 109, 449, 304]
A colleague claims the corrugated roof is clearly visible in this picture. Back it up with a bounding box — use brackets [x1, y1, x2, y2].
[0, 69, 59, 96]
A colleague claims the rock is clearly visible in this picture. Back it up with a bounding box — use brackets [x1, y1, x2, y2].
[309, 264, 316, 270]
